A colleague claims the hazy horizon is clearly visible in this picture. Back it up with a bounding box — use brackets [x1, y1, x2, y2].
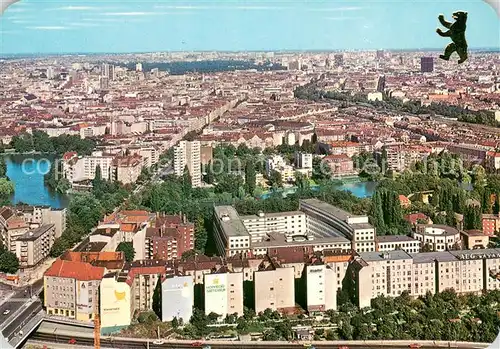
[0, 0, 499, 54]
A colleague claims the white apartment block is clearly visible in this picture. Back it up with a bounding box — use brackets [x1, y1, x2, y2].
[254, 264, 295, 314]
[300, 199, 376, 252]
[295, 152, 313, 169]
[214, 206, 251, 257]
[240, 211, 306, 244]
[376, 235, 421, 254]
[204, 271, 244, 318]
[355, 249, 500, 309]
[413, 224, 461, 251]
[265, 155, 295, 182]
[174, 141, 201, 187]
[63, 151, 113, 183]
[306, 263, 337, 313]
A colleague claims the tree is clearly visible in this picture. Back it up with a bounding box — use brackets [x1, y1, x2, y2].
[244, 161, 256, 196]
[194, 215, 207, 252]
[152, 276, 162, 319]
[0, 248, 19, 274]
[471, 165, 486, 188]
[116, 242, 135, 262]
[295, 171, 310, 191]
[182, 165, 192, 197]
[0, 157, 7, 178]
[0, 178, 14, 205]
[172, 317, 179, 329]
[312, 157, 332, 181]
[464, 204, 482, 230]
[268, 170, 283, 189]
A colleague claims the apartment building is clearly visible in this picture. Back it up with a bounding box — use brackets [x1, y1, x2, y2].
[240, 211, 306, 244]
[213, 206, 251, 257]
[254, 258, 295, 314]
[376, 235, 421, 254]
[44, 258, 104, 322]
[265, 155, 295, 182]
[323, 154, 355, 177]
[125, 260, 166, 312]
[15, 224, 55, 269]
[482, 213, 500, 236]
[112, 155, 143, 185]
[299, 198, 376, 252]
[413, 224, 462, 251]
[161, 274, 194, 323]
[204, 269, 244, 317]
[294, 152, 313, 169]
[18, 205, 67, 239]
[63, 151, 114, 183]
[145, 214, 194, 261]
[354, 249, 500, 309]
[306, 262, 337, 313]
[0, 207, 29, 254]
[174, 140, 201, 187]
[485, 151, 500, 172]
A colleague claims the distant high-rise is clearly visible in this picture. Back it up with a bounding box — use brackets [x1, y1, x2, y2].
[420, 56, 434, 73]
[376, 50, 385, 59]
[101, 63, 110, 78]
[334, 54, 344, 66]
[376, 75, 386, 93]
[46, 67, 55, 80]
[174, 141, 201, 188]
[99, 76, 109, 90]
[136, 63, 143, 72]
[287, 60, 302, 71]
[109, 65, 115, 81]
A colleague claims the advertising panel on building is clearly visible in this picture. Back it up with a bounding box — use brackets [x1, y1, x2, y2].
[204, 273, 227, 316]
[161, 276, 194, 323]
[100, 277, 131, 331]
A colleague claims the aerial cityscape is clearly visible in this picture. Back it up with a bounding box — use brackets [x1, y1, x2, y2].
[0, 1, 499, 349]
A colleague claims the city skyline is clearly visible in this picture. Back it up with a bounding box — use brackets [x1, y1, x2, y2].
[0, 0, 499, 54]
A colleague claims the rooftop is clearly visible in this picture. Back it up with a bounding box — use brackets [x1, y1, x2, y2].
[17, 224, 54, 241]
[214, 205, 249, 237]
[299, 198, 361, 222]
[252, 231, 350, 249]
[358, 250, 413, 262]
[376, 235, 419, 243]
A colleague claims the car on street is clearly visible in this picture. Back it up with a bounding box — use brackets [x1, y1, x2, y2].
[3, 310, 10, 315]
[191, 342, 204, 347]
[68, 338, 77, 344]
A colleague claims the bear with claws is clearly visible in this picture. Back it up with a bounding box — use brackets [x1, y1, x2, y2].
[436, 11, 469, 64]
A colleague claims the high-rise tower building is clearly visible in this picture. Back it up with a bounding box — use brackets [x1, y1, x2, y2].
[174, 141, 201, 187]
[420, 56, 434, 73]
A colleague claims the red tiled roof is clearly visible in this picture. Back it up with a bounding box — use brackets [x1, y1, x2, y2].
[45, 259, 105, 281]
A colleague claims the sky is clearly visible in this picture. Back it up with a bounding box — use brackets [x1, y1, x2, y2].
[0, 0, 498, 54]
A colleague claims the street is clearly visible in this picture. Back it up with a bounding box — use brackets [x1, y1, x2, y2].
[0, 279, 43, 330]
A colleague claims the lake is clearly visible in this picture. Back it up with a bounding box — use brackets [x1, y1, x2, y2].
[4, 154, 70, 209]
[260, 180, 378, 200]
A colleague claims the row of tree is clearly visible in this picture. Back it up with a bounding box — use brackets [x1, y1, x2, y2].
[10, 131, 96, 155]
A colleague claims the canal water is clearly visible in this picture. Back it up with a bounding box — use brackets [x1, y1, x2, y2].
[4, 154, 70, 209]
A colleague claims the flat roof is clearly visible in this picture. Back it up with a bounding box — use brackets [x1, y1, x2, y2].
[416, 224, 459, 236]
[252, 232, 350, 249]
[412, 252, 458, 264]
[214, 205, 249, 237]
[17, 224, 54, 241]
[450, 248, 500, 260]
[377, 235, 419, 243]
[300, 198, 361, 222]
[240, 210, 305, 220]
[358, 250, 412, 262]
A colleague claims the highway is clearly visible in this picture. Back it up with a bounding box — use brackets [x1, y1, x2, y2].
[2, 299, 42, 341]
[27, 333, 415, 349]
[25, 330, 490, 349]
[0, 279, 43, 329]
